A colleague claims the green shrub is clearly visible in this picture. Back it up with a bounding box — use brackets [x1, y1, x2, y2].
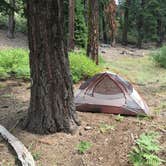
[0, 48, 101, 82]
[15, 14, 27, 33]
[152, 46, 166, 68]
[69, 50, 101, 83]
[129, 132, 165, 166]
[0, 48, 30, 78]
[0, 13, 27, 33]
[0, 14, 7, 29]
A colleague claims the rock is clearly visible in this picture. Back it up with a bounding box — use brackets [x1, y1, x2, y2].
[101, 50, 106, 54]
[98, 157, 103, 161]
[84, 126, 93, 131]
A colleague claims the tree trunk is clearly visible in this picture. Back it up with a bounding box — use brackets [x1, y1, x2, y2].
[26, 0, 79, 134]
[156, 18, 164, 47]
[68, 0, 75, 51]
[83, 0, 88, 25]
[122, 0, 130, 46]
[7, 0, 15, 39]
[87, 0, 99, 65]
[105, 0, 117, 47]
[137, 0, 145, 49]
[102, 17, 108, 44]
[101, 2, 108, 44]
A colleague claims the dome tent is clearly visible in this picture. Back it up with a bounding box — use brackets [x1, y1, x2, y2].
[75, 72, 150, 116]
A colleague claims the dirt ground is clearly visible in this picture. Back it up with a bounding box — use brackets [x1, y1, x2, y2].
[0, 31, 166, 166]
[0, 30, 28, 49]
[0, 80, 165, 166]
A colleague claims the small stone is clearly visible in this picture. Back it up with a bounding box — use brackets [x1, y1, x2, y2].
[98, 157, 103, 161]
[79, 132, 82, 136]
[84, 126, 93, 131]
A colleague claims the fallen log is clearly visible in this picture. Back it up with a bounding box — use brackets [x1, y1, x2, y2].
[0, 124, 35, 166]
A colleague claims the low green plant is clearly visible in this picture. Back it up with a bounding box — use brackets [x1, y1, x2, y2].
[99, 123, 115, 133]
[129, 132, 165, 166]
[115, 114, 124, 122]
[0, 48, 101, 83]
[69, 50, 101, 83]
[32, 151, 41, 161]
[0, 48, 30, 78]
[152, 46, 166, 69]
[76, 141, 92, 154]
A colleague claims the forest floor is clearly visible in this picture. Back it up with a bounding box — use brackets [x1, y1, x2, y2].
[0, 31, 166, 166]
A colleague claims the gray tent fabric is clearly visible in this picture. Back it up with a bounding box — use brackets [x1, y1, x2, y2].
[75, 72, 150, 116]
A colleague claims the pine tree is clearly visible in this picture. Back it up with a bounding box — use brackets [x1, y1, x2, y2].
[26, 0, 79, 134]
[68, 0, 75, 50]
[87, 0, 99, 65]
[7, 0, 15, 38]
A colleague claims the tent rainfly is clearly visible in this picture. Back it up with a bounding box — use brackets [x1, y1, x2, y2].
[75, 72, 150, 116]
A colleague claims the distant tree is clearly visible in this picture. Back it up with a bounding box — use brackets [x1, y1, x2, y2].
[99, 0, 109, 44]
[75, 0, 87, 47]
[122, 0, 130, 45]
[7, 0, 15, 38]
[0, 0, 11, 13]
[136, 0, 145, 48]
[156, 0, 166, 47]
[87, 0, 99, 65]
[68, 0, 75, 50]
[26, 0, 79, 134]
[105, 0, 117, 47]
[83, 0, 88, 25]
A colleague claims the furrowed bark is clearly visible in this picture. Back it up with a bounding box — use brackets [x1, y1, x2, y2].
[26, 0, 79, 134]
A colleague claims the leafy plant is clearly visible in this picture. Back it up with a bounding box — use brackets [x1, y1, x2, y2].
[0, 48, 101, 83]
[99, 123, 115, 133]
[0, 48, 30, 79]
[76, 141, 92, 154]
[129, 132, 165, 166]
[69, 50, 101, 83]
[115, 114, 124, 122]
[152, 46, 166, 69]
[32, 151, 41, 161]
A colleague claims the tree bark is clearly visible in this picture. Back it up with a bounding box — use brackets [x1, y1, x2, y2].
[68, 0, 75, 51]
[156, 18, 164, 47]
[87, 0, 99, 65]
[26, 0, 79, 134]
[83, 0, 88, 25]
[137, 0, 145, 49]
[105, 0, 117, 47]
[122, 0, 130, 46]
[7, 0, 15, 39]
[101, 2, 108, 44]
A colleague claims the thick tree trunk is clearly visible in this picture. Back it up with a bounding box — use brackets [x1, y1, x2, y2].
[7, 0, 15, 39]
[26, 0, 79, 134]
[87, 0, 99, 65]
[68, 0, 75, 50]
[122, 0, 130, 46]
